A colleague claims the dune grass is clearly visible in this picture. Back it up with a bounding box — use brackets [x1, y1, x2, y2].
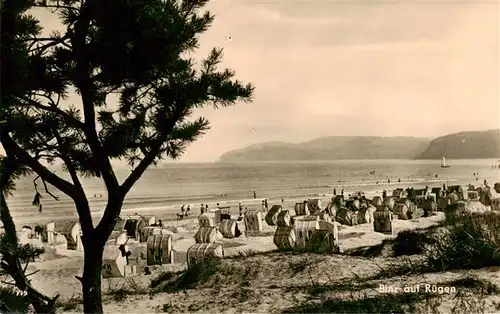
[346, 224, 441, 258]
[446, 277, 500, 295]
[392, 229, 437, 257]
[150, 249, 270, 294]
[284, 276, 500, 314]
[372, 211, 500, 279]
[151, 255, 224, 293]
[0, 286, 31, 313]
[346, 241, 387, 258]
[283, 291, 440, 313]
[55, 295, 81, 312]
[106, 277, 150, 302]
[108, 208, 500, 314]
[443, 202, 467, 225]
[424, 212, 500, 271]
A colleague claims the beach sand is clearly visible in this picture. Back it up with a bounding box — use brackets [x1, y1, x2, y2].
[4, 188, 500, 313]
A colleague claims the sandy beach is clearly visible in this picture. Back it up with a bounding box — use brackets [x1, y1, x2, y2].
[23, 209, 444, 299]
[9, 178, 457, 227]
[2, 181, 499, 313]
[2, 0, 500, 311]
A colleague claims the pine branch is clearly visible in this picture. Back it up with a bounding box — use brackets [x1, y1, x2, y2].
[18, 95, 84, 129]
[98, 109, 185, 236]
[0, 133, 78, 199]
[0, 300, 15, 314]
[32, 177, 41, 209]
[32, 4, 78, 11]
[25, 270, 40, 277]
[49, 127, 95, 230]
[118, 108, 185, 196]
[41, 178, 59, 201]
[0, 159, 20, 246]
[1, 281, 17, 286]
[32, 175, 58, 201]
[52, 127, 83, 189]
[72, 3, 120, 195]
[27, 34, 71, 55]
[22, 260, 30, 274]
[118, 138, 164, 196]
[0, 250, 59, 313]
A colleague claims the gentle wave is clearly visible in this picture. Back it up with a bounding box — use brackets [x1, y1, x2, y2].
[6, 160, 499, 221]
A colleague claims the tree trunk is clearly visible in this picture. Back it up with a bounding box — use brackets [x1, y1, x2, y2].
[0, 165, 18, 247]
[81, 241, 105, 314]
[1, 186, 59, 313]
[2, 252, 59, 313]
[76, 193, 123, 314]
[0, 192, 18, 247]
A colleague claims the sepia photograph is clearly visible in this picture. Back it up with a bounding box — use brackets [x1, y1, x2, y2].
[1, 0, 500, 313]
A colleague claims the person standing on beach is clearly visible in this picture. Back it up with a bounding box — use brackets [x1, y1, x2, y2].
[264, 199, 268, 210]
[186, 205, 191, 216]
[200, 204, 205, 214]
[333, 188, 336, 196]
[341, 189, 344, 196]
[243, 207, 249, 217]
[238, 202, 243, 214]
[253, 191, 257, 199]
[119, 245, 131, 264]
[158, 219, 163, 228]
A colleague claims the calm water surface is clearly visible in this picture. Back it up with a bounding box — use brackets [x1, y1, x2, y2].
[6, 159, 500, 222]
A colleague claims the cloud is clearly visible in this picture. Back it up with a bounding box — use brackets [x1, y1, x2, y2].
[180, 1, 499, 161]
[6, 1, 499, 163]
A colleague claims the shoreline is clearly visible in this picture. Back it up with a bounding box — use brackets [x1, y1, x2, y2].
[11, 177, 493, 230]
[6, 178, 498, 306]
[7, 173, 496, 228]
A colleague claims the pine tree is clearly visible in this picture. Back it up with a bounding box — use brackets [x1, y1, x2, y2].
[0, 156, 60, 313]
[1, 1, 60, 312]
[1, 0, 254, 312]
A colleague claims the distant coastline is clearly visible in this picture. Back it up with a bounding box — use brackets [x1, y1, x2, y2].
[218, 129, 500, 162]
[11, 159, 498, 223]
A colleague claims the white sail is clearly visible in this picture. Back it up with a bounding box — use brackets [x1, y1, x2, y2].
[441, 156, 447, 167]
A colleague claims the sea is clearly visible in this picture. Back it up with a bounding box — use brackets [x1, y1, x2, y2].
[5, 159, 500, 224]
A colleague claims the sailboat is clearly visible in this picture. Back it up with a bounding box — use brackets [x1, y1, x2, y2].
[441, 156, 450, 168]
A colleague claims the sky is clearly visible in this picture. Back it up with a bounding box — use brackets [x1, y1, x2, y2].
[3, 0, 500, 163]
[186, 0, 500, 162]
